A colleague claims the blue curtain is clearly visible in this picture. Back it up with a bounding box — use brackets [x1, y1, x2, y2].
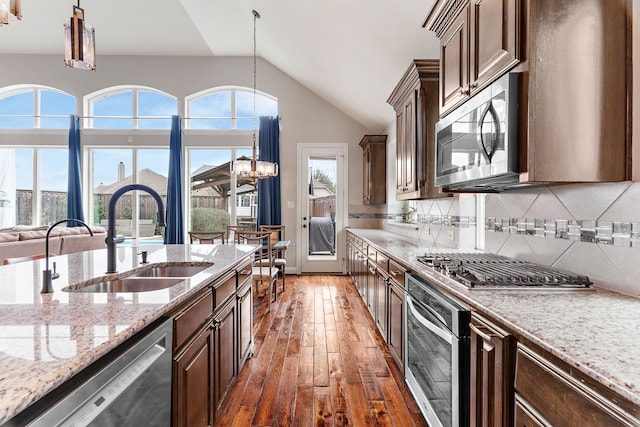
[257, 116, 281, 227]
[164, 115, 184, 244]
[66, 115, 84, 225]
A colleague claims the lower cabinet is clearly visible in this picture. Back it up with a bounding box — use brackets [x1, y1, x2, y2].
[387, 279, 405, 371]
[469, 314, 515, 427]
[236, 278, 253, 369]
[173, 324, 214, 427]
[213, 298, 236, 417]
[514, 344, 639, 427]
[171, 258, 254, 427]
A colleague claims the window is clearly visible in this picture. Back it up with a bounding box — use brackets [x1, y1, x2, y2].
[86, 86, 177, 129]
[89, 148, 169, 242]
[0, 85, 76, 128]
[186, 87, 277, 130]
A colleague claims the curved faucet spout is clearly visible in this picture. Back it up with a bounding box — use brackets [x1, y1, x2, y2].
[42, 218, 93, 294]
[106, 184, 165, 273]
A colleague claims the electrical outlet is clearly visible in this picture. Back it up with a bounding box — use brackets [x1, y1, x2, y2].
[448, 231, 455, 240]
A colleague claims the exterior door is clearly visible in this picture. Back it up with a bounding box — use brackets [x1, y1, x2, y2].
[297, 143, 347, 273]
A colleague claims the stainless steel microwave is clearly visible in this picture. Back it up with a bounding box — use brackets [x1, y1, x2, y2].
[435, 73, 520, 192]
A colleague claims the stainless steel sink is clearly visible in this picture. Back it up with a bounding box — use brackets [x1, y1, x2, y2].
[64, 262, 215, 293]
[129, 265, 212, 278]
[70, 277, 184, 293]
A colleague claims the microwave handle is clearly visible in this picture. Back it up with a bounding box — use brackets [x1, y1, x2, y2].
[477, 100, 501, 163]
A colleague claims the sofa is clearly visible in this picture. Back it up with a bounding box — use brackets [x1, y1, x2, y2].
[0, 225, 107, 264]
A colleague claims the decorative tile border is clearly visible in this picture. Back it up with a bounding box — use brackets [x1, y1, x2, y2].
[485, 217, 640, 248]
[349, 212, 640, 249]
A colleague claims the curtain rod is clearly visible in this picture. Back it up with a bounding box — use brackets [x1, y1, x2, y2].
[0, 114, 282, 120]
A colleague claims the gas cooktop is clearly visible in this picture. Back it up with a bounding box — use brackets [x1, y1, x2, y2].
[416, 253, 592, 289]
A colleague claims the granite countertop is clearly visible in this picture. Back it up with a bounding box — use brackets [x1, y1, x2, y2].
[349, 228, 640, 409]
[0, 243, 256, 424]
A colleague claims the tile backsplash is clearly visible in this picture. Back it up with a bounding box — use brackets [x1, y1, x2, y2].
[356, 182, 640, 296]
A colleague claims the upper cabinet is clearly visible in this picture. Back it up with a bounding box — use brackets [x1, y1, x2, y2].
[359, 134, 387, 205]
[427, 0, 523, 117]
[425, 0, 630, 184]
[387, 60, 450, 200]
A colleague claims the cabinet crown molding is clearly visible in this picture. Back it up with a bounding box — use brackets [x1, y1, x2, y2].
[387, 59, 439, 109]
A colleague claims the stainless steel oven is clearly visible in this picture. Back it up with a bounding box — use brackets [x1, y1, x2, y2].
[405, 274, 470, 427]
[435, 72, 520, 192]
[10, 318, 173, 427]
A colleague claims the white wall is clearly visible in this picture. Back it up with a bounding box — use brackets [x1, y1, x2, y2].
[0, 54, 372, 271]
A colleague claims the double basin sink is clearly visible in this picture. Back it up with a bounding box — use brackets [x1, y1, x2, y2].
[63, 262, 214, 293]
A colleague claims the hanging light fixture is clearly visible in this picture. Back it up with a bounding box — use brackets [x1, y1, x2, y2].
[230, 9, 278, 181]
[0, 0, 21, 26]
[64, 1, 96, 71]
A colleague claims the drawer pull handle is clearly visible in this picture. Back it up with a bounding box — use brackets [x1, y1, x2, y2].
[240, 270, 251, 275]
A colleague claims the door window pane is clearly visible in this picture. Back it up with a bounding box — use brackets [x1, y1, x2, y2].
[137, 149, 169, 241]
[91, 150, 133, 235]
[308, 156, 337, 257]
[189, 149, 233, 233]
[40, 149, 68, 225]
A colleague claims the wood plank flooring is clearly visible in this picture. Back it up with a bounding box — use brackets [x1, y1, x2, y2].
[214, 275, 427, 427]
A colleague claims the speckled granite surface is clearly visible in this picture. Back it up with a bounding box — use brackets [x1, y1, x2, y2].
[349, 228, 640, 409]
[0, 243, 256, 424]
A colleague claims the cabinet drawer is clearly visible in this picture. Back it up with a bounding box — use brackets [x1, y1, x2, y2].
[514, 345, 635, 427]
[388, 258, 407, 288]
[376, 251, 388, 272]
[213, 270, 237, 309]
[236, 259, 252, 288]
[173, 289, 213, 350]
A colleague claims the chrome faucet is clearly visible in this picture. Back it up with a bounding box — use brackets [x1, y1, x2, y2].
[42, 218, 93, 294]
[106, 184, 165, 273]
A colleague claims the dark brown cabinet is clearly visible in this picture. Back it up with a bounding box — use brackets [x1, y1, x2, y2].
[426, 0, 630, 184]
[514, 344, 639, 427]
[388, 60, 448, 200]
[171, 258, 254, 427]
[470, 314, 515, 427]
[359, 135, 387, 205]
[236, 278, 253, 369]
[213, 298, 236, 416]
[173, 326, 214, 427]
[387, 272, 405, 371]
[426, 0, 523, 116]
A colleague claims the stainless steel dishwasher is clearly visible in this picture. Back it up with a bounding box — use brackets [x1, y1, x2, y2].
[13, 318, 173, 427]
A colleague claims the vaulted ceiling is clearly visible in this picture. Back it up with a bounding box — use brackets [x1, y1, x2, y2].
[0, 0, 440, 131]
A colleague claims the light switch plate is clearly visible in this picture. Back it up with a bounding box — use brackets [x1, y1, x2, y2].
[448, 231, 455, 240]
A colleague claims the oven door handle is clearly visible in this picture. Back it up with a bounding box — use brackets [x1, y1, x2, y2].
[407, 297, 453, 344]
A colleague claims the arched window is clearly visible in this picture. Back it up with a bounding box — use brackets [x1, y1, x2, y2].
[186, 86, 277, 130]
[0, 85, 76, 128]
[85, 86, 177, 129]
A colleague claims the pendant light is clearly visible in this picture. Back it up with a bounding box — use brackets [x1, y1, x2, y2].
[230, 9, 278, 181]
[64, 1, 96, 71]
[0, 0, 21, 26]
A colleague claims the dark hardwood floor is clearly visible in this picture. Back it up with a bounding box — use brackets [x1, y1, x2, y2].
[214, 275, 427, 426]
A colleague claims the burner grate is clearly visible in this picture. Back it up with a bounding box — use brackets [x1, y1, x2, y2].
[416, 253, 591, 289]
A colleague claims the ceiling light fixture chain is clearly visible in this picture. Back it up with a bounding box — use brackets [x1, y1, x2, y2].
[230, 9, 278, 182]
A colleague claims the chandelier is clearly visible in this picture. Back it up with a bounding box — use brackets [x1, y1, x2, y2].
[0, 0, 21, 26]
[230, 9, 278, 181]
[64, 1, 96, 71]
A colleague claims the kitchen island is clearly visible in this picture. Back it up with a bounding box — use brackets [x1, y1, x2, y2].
[348, 228, 640, 425]
[0, 243, 256, 424]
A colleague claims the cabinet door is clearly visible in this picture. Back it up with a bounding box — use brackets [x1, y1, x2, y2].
[366, 261, 376, 316]
[236, 279, 253, 369]
[362, 144, 372, 204]
[387, 281, 404, 371]
[440, 6, 469, 115]
[173, 325, 213, 427]
[374, 271, 388, 338]
[213, 299, 236, 416]
[469, 0, 522, 92]
[514, 398, 547, 427]
[470, 315, 515, 427]
[396, 93, 417, 197]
